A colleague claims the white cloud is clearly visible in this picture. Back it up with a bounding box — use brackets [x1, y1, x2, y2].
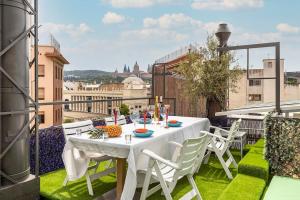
[276, 23, 300, 34]
[40, 22, 92, 38]
[142, 13, 226, 34]
[143, 13, 202, 29]
[122, 28, 187, 42]
[102, 12, 125, 24]
[192, 0, 264, 10]
[103, 0, 172, 8]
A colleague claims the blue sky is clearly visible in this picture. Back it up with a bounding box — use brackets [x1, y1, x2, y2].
[39, 0, 300, 72]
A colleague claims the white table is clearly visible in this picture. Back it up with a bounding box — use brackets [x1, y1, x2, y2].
[62, 116, 210, 200]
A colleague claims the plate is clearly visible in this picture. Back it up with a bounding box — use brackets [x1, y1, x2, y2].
[138, 118, 152, 124]
[133, 130, 154, 138]
[135, 128, 148, 133]
[168, 120, 178, 124]
[168, 121, 182, 127]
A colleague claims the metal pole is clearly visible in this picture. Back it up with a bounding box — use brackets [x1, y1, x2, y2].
[275, 43, 281, 113]
[0, 1, 2, 186]
[152, 64, 155, 98]
[34, 0, 39, 177]
[163, 64, 166, 98]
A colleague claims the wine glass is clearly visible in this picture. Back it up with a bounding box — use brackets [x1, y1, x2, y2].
[148, 105, 155, 125]
[130, 110, 140, 129]
[160, 106, 166, 127]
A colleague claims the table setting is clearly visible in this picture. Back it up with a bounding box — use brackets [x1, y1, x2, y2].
[62, 104, 211, 200]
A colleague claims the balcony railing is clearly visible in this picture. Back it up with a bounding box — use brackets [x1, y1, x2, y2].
[33, 97, 177, 117]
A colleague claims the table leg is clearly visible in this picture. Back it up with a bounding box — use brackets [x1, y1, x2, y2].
[116, 158, 126, 200]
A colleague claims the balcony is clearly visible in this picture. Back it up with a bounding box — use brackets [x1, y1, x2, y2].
[1, 1, 300, 200]
[10, 98, 292, 200]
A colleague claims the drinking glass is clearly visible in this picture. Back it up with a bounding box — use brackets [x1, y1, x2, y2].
[125, 133, 132, 144]
[130, 110, 140, 129]
[148, 105, 155, 124]
[160, 106, 166, 127]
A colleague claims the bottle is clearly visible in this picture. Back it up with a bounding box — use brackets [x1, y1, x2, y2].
[159, 96, 164, 121]
[154, 96, 159, 121]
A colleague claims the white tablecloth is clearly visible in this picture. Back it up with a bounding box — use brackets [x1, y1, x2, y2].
[62, 116, 210, 200]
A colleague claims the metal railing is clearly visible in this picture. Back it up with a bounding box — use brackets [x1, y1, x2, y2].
[34, 97, 177, 117]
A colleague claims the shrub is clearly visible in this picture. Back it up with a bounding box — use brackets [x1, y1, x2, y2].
[30, 126, 65, 175]
[264, 114, 300, 178]
[119, 104, 129, 115]
[63, 118, 74, 123]
[218, 174, 266, 200]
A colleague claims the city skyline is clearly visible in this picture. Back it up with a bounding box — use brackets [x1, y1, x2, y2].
[39, 0, 300, 72]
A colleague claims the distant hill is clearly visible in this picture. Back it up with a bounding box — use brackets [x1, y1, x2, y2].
[64, 70, 112, 79]
[286, 72, 300, 78]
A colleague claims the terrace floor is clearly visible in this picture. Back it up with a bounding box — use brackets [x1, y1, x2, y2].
[40, 153, 241, 200]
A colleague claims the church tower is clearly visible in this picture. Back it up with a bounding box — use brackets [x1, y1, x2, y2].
[133, 61, 140, 77]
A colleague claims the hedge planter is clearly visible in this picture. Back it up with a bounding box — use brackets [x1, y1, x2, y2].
[218, 174, 266, 200]
[30, 126, 65, 175]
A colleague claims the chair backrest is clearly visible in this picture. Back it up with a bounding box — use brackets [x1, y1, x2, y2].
[105, 115, 127, 126]
[174, 133, 210, 179]
[227, 119, 242, 144]
[62, 120, 94, 140]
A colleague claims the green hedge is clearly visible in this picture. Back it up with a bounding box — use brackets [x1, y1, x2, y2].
[264, 114, 300, 178]
[238, 143, 269, 182]
[217, 174, 266, 200]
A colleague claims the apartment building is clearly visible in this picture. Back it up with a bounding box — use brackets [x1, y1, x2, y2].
[229, 59, 300, 109]
[30, 45, 69, 128]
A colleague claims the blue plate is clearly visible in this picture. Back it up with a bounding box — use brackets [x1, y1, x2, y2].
[133, 130, 154, 138]
[138, 118, 152, 124]
[168, 121, 183, 127]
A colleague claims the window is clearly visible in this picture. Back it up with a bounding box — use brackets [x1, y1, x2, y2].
[60, 68, 63, 80]
[38, 112, 45, 124]
[249, 80, 261, 86]
[267, 62, 272, 68]
[38, 88, 45, 100]
[38, 65, 45, 77]
[249, 94, 262, 101]
[65, 99, 70, 110]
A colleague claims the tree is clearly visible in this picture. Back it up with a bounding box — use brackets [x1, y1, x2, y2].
[119, 104, 130, 115]
[175, 35, 242, 118]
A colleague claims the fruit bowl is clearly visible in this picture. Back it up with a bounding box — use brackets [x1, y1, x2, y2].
[104, 125, 122, 137]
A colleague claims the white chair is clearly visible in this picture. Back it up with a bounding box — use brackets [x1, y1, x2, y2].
[140, 133, 210, 200]
[62, 120, 115, 196]
[104, 115, 127, 126]
[201, 119, 242, 179]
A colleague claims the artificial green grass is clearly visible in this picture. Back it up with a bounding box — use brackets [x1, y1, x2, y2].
[217, 174, 266, 200]
[40, 162, 116, 200]
[147, 154, 241, 200]
[41, 155, 240, 200]
[252, 139, 265, 149]
[238, 142, 269, 182]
